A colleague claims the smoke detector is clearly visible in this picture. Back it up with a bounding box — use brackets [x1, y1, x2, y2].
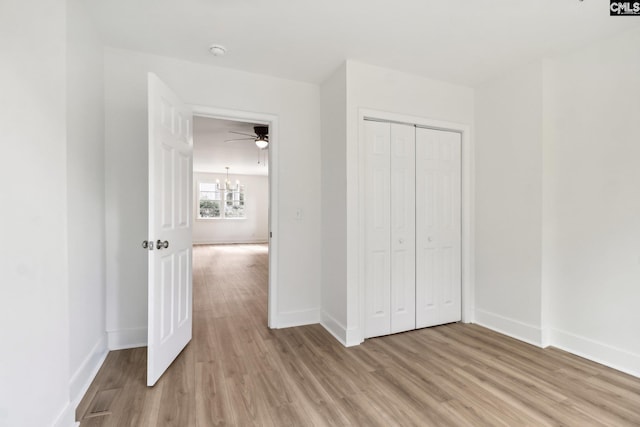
[209, 45, 227, 57]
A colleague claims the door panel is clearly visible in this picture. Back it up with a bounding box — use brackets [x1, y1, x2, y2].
[147, 73, 193, 386]
[364, 121, 391, 338]
[415, 127, 461, 328]
[390, 124, 415, 334]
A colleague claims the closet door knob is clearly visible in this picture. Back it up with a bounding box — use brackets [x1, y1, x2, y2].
[398, 238, 404, 244]
[156, 240, 169, 250]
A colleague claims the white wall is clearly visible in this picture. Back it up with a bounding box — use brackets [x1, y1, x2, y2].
[474, 61, 545, 345]
[320, 63, 348, 339]
[474, 29, 640, 376]
[193, 172, 268, 244]
[66, 0, 108, 408]
[105, 48, 322, 347]
[547, 29, 640, 376]
[319, 60, 474, 345]
[0, 1, 73, 426]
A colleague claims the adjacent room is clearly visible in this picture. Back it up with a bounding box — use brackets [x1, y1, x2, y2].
[2, 1, 639, 426]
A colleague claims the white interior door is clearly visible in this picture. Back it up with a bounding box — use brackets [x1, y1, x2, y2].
[147, 73, 193, 386]
[415, 127, 461, 328]
[390, 123, 416, 334]
[364, 120, 391, 338]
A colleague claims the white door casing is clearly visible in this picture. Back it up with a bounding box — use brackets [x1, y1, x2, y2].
[188, 105, 278, 328]
[147, 73, 193, 386]
[364, 120, 391, 338]
[415, 127, 462, 328]
[390, 123, 416, 334]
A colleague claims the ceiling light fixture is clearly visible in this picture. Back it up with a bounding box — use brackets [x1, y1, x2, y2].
[255, 137, 268, 149]
[216, 166, 240, 191]
[225, 125, 269, 149]
[208, 44, 227, 56]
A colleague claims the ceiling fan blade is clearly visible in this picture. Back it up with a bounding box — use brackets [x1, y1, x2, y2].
[229, 131, 257, 138]
[224, 138, 254, 142]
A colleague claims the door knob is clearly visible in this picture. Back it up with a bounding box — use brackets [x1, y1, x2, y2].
[142, 240, 154, 250]
[156, 240, 169, 250]
[398, 238, 404, 244]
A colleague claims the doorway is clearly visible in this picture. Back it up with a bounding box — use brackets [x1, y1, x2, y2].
[191, 106, 278, 328]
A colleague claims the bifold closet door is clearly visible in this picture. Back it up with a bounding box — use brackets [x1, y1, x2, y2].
[415, 127, 462, 328]
[390, 123, 416, 334]
[364, 121, 416, 338]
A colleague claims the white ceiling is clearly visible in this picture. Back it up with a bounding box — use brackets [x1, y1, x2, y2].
[88, 0, 639, 86]
[193, 117, 269, 176]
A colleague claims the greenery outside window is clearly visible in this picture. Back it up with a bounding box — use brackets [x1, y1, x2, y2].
[198, 181, 245, 219]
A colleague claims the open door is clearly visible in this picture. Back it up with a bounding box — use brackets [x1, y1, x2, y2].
[147, 73, 193, 386]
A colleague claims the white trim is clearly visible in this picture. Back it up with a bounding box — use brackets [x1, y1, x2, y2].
[356, 109, 475, 344]
[52, 401, 77, 427]
[70, 334, 108, 410]
[551, 328, 640, 378]
[345, 327, 363, 347]
[321, 311, 347, 345]
[275, 308, 320, 328]
[321, 311, 363, 347]
[190, 105, 279, 329]
[475, 309, 543, 348]
[107, 327, 147, 350]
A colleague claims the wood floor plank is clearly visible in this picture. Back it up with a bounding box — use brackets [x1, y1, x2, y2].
[156, 345, 196, 427]
[194, 361, 233, 427]
[78, 243, 640, 426]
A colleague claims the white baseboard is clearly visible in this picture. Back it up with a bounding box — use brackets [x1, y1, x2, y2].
[275, 308, 320, 329]
[192, 239, 268, 246]
[474, 309, 543, 348]
[320, 311, 362, 347]
[551, 328, 640, 378]
[345, 327, 363, 347]
[52, 336, 109, 427]
[107, 327, 147, 350]
[70, 334, 108, 411]
[52, 401, 77, 427]
[320, 311, 347, 345]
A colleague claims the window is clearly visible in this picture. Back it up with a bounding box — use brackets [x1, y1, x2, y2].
[224, 187, 245, 218]
[198, 183, 222, 218]
[198, 182, 245, 219]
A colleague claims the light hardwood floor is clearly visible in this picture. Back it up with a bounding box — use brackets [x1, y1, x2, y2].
[78, 244, 640, 426]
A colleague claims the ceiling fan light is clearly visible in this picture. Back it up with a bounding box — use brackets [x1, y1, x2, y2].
[255, 138, 268, 149]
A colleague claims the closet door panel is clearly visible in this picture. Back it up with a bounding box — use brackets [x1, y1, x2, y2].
[416, 128, 462, 328]
[438, 130, 462, 324]
[390, 124, 416, 334]
[364, 121, 391, 338]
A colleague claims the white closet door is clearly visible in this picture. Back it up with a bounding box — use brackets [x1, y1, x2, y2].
[390, 124, 416, 334]
[364, 120, 391, 338]
[415, 127, 461, 328]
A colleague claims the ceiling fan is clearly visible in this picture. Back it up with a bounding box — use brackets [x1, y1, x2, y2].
[225, 125, 269, 149]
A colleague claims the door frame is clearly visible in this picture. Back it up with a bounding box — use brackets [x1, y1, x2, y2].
[191, 104, 279, 328]
[357, 108, 475, 343]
